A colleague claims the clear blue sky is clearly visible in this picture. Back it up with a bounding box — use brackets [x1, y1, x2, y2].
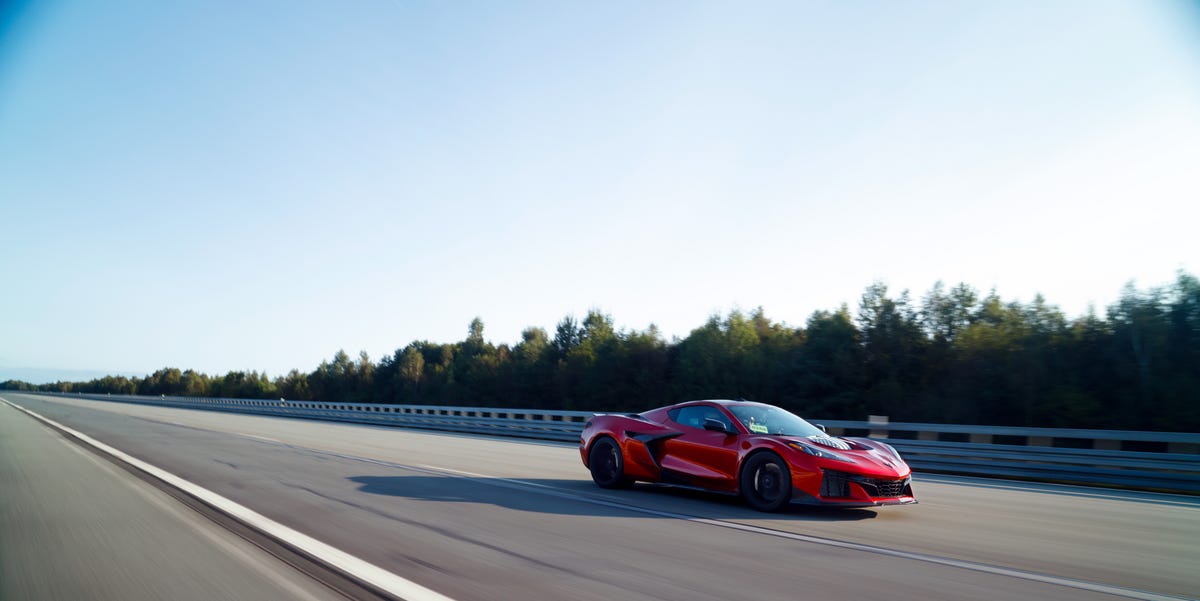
[2, 1, 1198, 382]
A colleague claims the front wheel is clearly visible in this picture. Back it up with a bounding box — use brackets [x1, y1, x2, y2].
[740, 452, 792, 512]
[588, 437, 633, 489]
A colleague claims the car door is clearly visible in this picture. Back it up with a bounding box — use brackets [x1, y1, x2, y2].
[658, 404, 742, 492]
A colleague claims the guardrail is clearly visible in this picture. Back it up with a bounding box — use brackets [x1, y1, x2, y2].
[22, 391, 1200, 494]
[30, 392, 594, 442]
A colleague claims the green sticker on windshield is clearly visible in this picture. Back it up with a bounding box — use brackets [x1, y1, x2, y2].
[748, 423, 769, 434]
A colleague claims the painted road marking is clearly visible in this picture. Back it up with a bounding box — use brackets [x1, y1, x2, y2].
[55, 437, 330, 601]
[274, 442, 1194, 601]
[403, 466, 1187, 601]
[11, 393, 1192, 601]
[236, 432, 283, 443]
[1, 397, 456, 601]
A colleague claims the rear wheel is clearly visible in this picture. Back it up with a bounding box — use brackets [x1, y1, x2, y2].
[740, 452, 792, 512]
[588, 437, 633, 489]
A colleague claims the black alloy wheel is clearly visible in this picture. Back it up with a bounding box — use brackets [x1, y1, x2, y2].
[740, 452, 792, 512]
[588, 437, 633, 489]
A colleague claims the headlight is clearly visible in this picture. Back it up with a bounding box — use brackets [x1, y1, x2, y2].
[788, 441, 854, 463]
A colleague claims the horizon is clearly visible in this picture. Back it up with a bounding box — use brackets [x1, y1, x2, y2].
[3, 269, 1190, 384]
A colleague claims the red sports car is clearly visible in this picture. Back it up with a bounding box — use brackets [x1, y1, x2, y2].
[580, 399, 916, 511]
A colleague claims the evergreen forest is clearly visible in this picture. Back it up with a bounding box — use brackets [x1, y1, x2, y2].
[5, 273, 1198, 432]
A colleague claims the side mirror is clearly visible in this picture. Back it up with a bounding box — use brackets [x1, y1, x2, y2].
[704, 417, 735, 435]
[815, 423, 827, 433]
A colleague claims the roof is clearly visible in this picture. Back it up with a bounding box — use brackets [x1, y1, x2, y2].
[682, 399, 768, 407]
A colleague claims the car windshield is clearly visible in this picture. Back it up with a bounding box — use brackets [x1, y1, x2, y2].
[727, 405, 825, 437]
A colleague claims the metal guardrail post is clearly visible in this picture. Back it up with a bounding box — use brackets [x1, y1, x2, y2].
[868, 415, 888, 439]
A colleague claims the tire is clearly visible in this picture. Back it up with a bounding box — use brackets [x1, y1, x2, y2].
[740, 452, 792, 512]
[588, 437, 633, 489]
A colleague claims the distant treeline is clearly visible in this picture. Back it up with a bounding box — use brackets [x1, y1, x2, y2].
[5, 273, 1198, 431]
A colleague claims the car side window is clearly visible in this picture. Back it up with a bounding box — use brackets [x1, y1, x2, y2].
[672, 406, 734, 431]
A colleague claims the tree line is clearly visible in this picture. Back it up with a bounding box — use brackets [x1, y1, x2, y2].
[5, 272, 1197, 431]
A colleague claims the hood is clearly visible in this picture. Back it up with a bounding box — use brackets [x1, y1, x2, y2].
[843, 438, 909, 474]
[784, 435, 910, 477]
[805, 435, 851, 450]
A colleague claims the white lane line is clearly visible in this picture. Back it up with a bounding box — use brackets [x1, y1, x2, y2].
[56, 438, 329, 601]
[12, 394, 1189, 601]
[407, 468, 1186, 601]
[190, 435, 1190, 601]
[237, 433, 282, 443]
[0, 397, 456, 601]
[915, 473, 1200, 508]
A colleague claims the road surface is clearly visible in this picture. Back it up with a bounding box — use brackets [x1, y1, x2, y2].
[2, 392, 1196, 600]
[0, 396, 346, 601]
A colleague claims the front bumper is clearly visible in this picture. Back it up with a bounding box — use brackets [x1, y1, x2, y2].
[791, 495, 918, 508]
[793, 469, 917, 507]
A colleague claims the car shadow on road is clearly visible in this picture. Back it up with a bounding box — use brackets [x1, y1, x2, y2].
[348, 475, 879, 521]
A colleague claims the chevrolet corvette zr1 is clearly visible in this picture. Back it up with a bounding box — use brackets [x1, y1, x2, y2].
[580, 399, 916, 511]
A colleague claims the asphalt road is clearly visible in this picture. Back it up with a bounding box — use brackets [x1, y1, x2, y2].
[0, 397, 345, 601]
[2, 392, 1197, 601]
